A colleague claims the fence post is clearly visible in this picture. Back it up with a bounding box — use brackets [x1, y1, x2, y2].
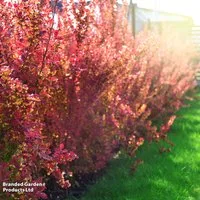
[130, 1, 136, 37]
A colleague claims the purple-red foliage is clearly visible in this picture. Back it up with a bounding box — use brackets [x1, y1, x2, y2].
[0, 0, 198, 199]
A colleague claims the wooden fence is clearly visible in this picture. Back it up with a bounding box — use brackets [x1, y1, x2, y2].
[128, 2, 193, 38]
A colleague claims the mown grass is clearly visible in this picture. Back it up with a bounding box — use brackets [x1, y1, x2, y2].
[79, 91, 200, 200]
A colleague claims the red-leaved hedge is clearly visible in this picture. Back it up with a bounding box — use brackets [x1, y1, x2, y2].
[0, 0, 198, 199]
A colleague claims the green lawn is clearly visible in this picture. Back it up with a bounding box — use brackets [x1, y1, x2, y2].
[79, 92, 200, 200]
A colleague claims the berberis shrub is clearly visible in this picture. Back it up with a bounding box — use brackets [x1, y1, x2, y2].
[0, 0, 198, 199]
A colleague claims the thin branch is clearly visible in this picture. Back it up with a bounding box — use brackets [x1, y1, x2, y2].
[39, 0, 58, 75]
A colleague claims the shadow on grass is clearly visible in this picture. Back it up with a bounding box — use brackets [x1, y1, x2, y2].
[80, 95, 200, 200]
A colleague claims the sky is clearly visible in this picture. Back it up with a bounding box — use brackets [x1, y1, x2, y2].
[128, 0, 200, 25]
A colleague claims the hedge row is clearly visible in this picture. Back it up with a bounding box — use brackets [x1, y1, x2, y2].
[0, 1, 198, 199]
